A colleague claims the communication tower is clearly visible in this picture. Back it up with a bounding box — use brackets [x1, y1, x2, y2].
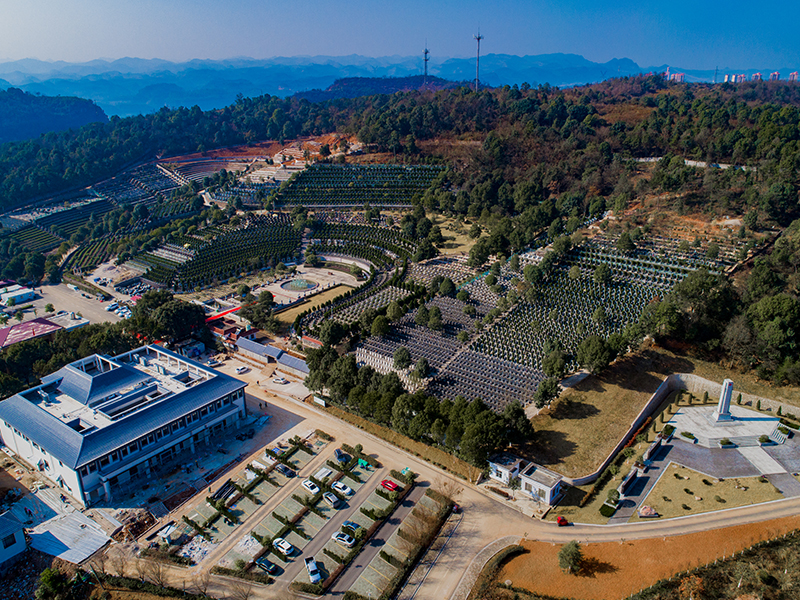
[474, 31, 484, 92]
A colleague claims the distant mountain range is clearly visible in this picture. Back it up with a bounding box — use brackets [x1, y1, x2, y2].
[0, 54, 796, 118]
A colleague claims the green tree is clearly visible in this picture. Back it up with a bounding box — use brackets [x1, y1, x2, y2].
[558, 541, 583, 574]
[414, 357, 430, 379]
[542, 349, 567, 379]
[439, 278, 456, 296]
[415, 305, 429, 326]
[371, 315, 390, 337]
[577, 335, 612, 375]
[393, 346, 412, 369]
[386, 301, 404, 321]
[568, 265, 581, 280]
[533, 378, 559, 408]
[616, 231, 636, 252]
[318, 320, 346, 346]
[427, 306, 443, 331]
[593, 263, 612, 285]
[469, 223, 482, 239]
[45, 303, 54, 313]
[503, 400, 534, 444]
[592, 306, 607, 324]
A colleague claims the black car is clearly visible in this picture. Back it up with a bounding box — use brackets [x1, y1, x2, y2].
[255, 556, 279, 575]
[275, 464, 296, 478]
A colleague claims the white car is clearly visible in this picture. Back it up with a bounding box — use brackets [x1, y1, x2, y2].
[235, 366, 249, 374]
[301, 479, 320, 495]
[105, 302, 118, 311]
[304, 556, 322, 583]
[272, 537, 294, 556]
[331, 481, 353, 496]
[272, 377, 289, 384]
[331, 532, 356, 548]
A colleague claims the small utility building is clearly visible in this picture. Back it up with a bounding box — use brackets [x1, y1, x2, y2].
[0, 345, 246, 507]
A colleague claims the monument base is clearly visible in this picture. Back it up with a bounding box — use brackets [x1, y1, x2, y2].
[709, 411, 735, 425]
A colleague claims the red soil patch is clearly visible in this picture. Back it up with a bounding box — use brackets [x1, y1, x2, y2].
[498, 515, 800, 600]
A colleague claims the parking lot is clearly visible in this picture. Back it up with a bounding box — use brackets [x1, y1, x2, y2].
[27, 283, 121, 325]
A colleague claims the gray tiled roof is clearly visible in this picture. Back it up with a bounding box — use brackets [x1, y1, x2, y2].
[0, 346, 246, 470]
[237, 337, 283, 359]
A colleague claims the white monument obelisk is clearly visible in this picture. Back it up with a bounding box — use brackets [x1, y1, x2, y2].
[713, 379, 734, 422]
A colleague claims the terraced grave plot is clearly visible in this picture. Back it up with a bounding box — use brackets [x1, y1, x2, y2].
[9, 225, 63, 252]
[409, 256, 476, 286]
[274, 164, 444, 207]
[329, 285, 412, 326]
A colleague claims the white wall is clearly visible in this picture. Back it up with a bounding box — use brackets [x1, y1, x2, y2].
[0, 420, 83, 503]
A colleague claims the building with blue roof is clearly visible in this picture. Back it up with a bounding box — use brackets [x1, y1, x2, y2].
[0, 345, 247, 507]
[236, 337, 309, 377]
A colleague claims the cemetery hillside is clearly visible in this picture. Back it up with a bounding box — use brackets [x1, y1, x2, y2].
[6, 70, 800, 600]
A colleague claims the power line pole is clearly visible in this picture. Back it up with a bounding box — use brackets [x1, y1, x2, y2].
[474, 32, 484, 92]
[424, 42, 430, 89]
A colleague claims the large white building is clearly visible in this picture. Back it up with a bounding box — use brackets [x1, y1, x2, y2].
[0, 345, 247, 507]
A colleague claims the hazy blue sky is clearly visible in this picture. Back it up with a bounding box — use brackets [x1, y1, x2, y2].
[1, 0, 797, 69]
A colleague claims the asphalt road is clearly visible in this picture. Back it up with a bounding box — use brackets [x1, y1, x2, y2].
[329, 483, 426, 597]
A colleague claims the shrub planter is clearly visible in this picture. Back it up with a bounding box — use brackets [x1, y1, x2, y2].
[718, 438, 736, 449]
[680, 431, 697, 443]
[758, 435, 773, 447]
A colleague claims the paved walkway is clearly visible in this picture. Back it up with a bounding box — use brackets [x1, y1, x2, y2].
[450, 536, 521, 600]
[738, 446, 787, 474]
[765, 473, 800, 498]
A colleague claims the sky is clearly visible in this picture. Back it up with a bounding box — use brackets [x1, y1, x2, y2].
[0, 0, 798, 70]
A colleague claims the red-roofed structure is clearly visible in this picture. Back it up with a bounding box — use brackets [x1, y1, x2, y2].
[0, 318, 63, 349]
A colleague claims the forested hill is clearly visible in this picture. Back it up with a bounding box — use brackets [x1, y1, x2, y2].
[1, 76, 799, 214]
[294, 75, 464, 102]
[0, 87, 107, 144]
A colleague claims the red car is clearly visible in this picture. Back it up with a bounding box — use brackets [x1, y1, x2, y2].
[380, 479, 401, 492]
[556, 516, 569, 527]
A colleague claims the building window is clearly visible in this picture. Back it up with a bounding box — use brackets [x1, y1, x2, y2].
[80, 467, 88, 477]
[2, 533, 16, 549]
[87, 463, 97, 473]
[99, 456, 110, 467]
[120, 447, 128, 458]
[128, 443, 138, 453]
[200, 407, 208, 417]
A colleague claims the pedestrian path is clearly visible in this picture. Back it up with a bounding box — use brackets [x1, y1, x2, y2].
[738, 447, 787, 475]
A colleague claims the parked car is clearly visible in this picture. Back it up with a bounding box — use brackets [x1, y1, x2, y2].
[341, 520, 361, 532]
[304, 557, 322, 583]
[235, 366, 249, 374]
[302, 479, 320, 495]
[380, 479, 400, 492]
[105, 302, 118, 311]
[334, 448, 349, 464]
[322, 492, 340, 508]
[255, 556, 278, 574]
[275, 464, 296, 478]
[331, 481, 353, 496]
[556, 516, 569, 527]
[272, 537, 294, 556]
[272, 377, 289, 384]
[207, 359, 220, 367]
[331, 532, 356, 548]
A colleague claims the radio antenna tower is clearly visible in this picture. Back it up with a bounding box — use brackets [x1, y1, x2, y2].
[423, 42, 430, 89]
[474, 31, 484, 92]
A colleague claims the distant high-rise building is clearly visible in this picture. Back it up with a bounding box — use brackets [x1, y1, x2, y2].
[668, 72, 685, 83]
[737, 74, 747, 83]
[790, 72, 799, 82]
[723, 74, 730, 83]
[751, 72, 762, 81]
[770, 72, 781, 81]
